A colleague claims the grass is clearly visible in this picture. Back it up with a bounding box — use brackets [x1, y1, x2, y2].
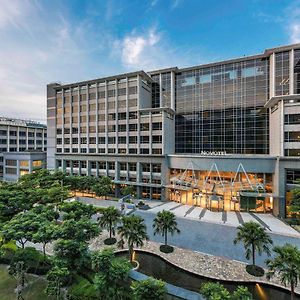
[0, 264, 54, 300]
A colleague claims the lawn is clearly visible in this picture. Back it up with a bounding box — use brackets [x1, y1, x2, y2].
[0, 264, 54, 300]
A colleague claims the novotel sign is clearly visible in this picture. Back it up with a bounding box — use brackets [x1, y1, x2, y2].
[200, 151, 227, 156]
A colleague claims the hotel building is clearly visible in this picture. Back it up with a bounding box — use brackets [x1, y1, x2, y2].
[47, 43, 300, 217]
[0, 117, 47, 181]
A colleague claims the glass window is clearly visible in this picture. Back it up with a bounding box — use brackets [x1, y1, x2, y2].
[20, 160, 29, 167]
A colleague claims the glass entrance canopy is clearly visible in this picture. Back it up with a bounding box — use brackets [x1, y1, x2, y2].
[167, 162, 273, 212]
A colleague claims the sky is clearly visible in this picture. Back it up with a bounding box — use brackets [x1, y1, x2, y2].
[0, 0, 299, 123]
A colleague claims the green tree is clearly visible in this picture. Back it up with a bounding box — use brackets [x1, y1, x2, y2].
[46, 266, 69, 300]
[92, 183, 111, 199]
[32, 222, 58, 259]
[98, 206, 120, 243]
[121, 185, 135, 197]
[153, 210, 180, 252]
[200, 282, 230, 300]
[118, 215, 148, 262]
[266, 243, 300, 300]
[31, 204, 59, 222]
[131, 277, 166, 300]
[233, 221, 272, 269]
[58, 217, 99, 242]
[92, 248, 131, 300]
[231, 286, 253, 300]
[2, 211, 42, 249]
[59, 201, 96, 221]
[53, 239, 89, 271]
[290, 182, 300, 216]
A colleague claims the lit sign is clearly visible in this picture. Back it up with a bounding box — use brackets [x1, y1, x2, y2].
[200, 151, 227, 156]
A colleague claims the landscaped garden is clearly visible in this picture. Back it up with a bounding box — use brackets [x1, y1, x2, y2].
[0, 169, 300, 299]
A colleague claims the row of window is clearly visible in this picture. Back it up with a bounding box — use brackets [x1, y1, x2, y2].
[0, 130, 45, 137]
[56, 148, 162, 155]
[285, 131, 300, 142]
[57, 135, 162, 145]
[285, 114, 300, 125]
[58, 160, 161, 173]
[56, 122, 162, 135]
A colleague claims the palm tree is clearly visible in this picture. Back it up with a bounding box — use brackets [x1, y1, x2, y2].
[153, 210, 180, 253]
[118, 215, 148, 263]
[266, 243, 300, 300]
[98, 206, 121, 244]
[234, 221, 272, 275]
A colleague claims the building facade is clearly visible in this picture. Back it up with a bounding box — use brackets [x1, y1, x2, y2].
[47, 44, 300, 217]
[0, 117, 47, 181]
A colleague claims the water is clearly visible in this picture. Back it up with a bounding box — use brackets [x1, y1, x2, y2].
[118, 250, 298, 300]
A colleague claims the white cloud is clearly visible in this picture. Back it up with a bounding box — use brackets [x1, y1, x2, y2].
[121, 29, 161, 67]
[171, 0, 181, 9]
[290, 23, 300, 43]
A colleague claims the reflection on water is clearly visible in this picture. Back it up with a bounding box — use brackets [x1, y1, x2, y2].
[119, 251, 299, 300]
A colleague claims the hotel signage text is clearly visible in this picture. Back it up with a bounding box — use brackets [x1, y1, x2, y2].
[200, 151, 227, 156]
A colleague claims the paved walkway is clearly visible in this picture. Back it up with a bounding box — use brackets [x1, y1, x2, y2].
[148, 202, 300, 237]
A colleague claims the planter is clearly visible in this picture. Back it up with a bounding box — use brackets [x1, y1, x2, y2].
[246, 265, 264, 277]
[103, 237, 117, 245]
[160, 245, 174, 254]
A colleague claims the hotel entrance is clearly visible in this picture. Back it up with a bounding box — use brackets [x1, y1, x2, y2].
[167, 162, 273, 213]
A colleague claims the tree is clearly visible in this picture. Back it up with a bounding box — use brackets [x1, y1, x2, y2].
[92, 183, 111, 199]
[121, 185, 135, 197]
[131, 277, 166, 300]
[233, 221, 272, 276]
[31, 204, 60, 222]
[32, 222, 58, 259]
[53, 239, 90, 271]
[231, 286, 253, 300]
[58, 217, 100, 242]
[290, 183, 300, 216]
[46, 266, 69, 300]
[2, 211, 42, 249]
[59, 201, 96, 221]
[9, 260, 26, 300]
[200, 282, 230, 300]
[118, 215, 148, 262]
[153, 210, 180, 253]
[98, 206, 120, 244]
[266, 243, 300, 300]
[92, 248, 131, 299]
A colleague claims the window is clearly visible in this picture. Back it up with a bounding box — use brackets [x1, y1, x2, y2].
[129, 136, 137, 144]
[99, 114, 105, 121]
[57, 128, 62, 134]
[89, 137, 96, 144]
[89, 115, 96, 122]
[128, 86, 137, 94]
[72, 127, 78, 134]
[99, 162, 106, 169]
[285, 149, 300, 156]
[286, 169, 300, 184]
[285, 132, 300, 142]
[108, 162, 115, 170]
[89, 93, 96, 100]
[118, 148, 126, 154]
[129, 124, 137, 131]
[140, 148, 149, 154]
[64, 128, 70, 134]
[6, 159, 17, 166]
[119, 162, 127, 170]
[108, 125, 116, 132]
[80, 116, 87, 123]
[89, 148, 96, 153]
[152, 122, 162, 130]
[33, 160, 42, 167]
[128, 99, 137, 107]
[118, 124, 127, 132]
[140, 123, 149, 131]
[140, 136, 149, 143]
[72, 137, 78, 144]
[129, 148, 137, 154]
[285, 114, 300, 125]
[80, 148, 87, 153]
[10, 131, 17, 136]
[118, 136, 126, 144]
[89, 126, 96, 133]
[108, 113, 116, 121]
[99, 137, 106, 144]
[80, 137, 87, 144]
[118, 88, 126, 96]
[108, 90, 115, 97]
[91, 161, 97, 169]
[152, 135, 162, 143]
[129, 112, 137, 119]
[152, 164, 161, 173]
[108, 137, 116, 144]
[72, 161, 79, 168]
[80, 127, 87, 133]
[118, 112, 127, 120]
[64, 138, 70, 144]
[80, 161, 87, 168]
[142, 163, 151, 172]
[5, 167, 17, 175]
[128, 163, 137, 171]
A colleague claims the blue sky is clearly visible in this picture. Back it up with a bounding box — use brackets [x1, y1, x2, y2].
[0, 0, 299, 121]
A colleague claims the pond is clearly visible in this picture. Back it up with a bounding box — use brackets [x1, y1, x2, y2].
[118, 250, 299, 300]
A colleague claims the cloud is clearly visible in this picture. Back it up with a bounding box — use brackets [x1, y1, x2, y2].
[171, 0, 182, 9]
[118, 28, 162, 68]
[290, 23, 300, 43]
